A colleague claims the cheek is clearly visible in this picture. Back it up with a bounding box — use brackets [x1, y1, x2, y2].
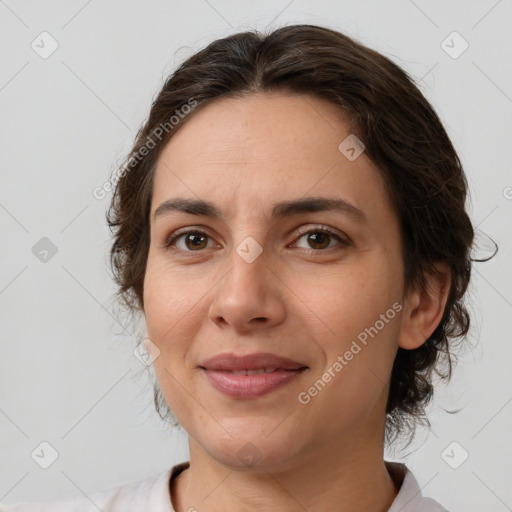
[295, 261, 400, 343]
[295, 258, 402, 403]
[144, 261, 205, 426]
[143, 257, 195, 353]
[143, 255, 217, 393]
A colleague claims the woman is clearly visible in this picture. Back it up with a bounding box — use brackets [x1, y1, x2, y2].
[2, 23, 476, 512]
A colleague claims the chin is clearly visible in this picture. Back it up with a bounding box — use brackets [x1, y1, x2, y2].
[199, 430, 302, 473]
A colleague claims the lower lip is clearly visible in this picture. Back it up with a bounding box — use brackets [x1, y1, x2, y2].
[201, 368, 306, 398]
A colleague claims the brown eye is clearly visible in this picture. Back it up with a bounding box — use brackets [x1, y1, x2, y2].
[183, 232, 209, 250]
[294, 226, 349, 252]
[165, 230, 213, 251]
[305, 232, 331, 250]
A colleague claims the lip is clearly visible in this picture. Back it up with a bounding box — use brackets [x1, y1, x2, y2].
[199, 352, 307, 371]
[199, 352, 309, 399]
[201, 368, 306, 398]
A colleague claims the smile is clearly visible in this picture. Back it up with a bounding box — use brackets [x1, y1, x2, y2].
[201, 368, 307, 398]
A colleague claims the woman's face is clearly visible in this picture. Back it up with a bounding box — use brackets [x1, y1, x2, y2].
[144, 91, 407, 470]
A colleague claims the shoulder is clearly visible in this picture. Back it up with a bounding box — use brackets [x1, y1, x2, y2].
[0, 465, 180, 512]
[385, 461, 450, 512]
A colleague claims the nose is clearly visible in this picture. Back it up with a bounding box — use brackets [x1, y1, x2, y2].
[208, 241, 286, 333]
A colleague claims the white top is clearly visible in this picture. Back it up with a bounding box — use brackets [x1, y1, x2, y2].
[0, 461, 449, 511]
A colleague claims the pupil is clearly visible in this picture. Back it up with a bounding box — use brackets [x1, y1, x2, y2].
[187, 233, 207, 249]
[309, 232, 329, 249]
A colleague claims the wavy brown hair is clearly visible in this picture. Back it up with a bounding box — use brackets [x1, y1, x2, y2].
[106, 24, 486, 448]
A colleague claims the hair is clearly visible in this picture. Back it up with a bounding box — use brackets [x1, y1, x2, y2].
[106, 24, 492, 449]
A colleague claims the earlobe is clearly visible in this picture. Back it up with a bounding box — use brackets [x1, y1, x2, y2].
[398, 263, 451, 350]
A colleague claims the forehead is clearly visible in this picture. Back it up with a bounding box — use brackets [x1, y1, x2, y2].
[157, 91, 352, 169]
[151, 91, 394, 226]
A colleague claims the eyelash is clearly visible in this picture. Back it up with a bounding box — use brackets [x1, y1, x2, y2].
[163, 225, 350, 256]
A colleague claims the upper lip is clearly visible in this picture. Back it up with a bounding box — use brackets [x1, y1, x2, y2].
[199, 352, 308, 371]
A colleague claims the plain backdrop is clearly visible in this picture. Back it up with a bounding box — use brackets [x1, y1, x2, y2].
[1, 1, 511, 511]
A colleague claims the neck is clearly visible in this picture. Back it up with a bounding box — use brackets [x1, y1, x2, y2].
[172, 431, 398, 512]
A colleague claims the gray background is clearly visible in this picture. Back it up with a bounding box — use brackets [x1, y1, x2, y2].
[1, 1, 511, 511]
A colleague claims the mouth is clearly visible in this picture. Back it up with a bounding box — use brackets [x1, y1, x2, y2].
[213, 367, 295, 375]
[200, 367, 308, 399]
[198, 352, 308, 399]
[199, 351, 308, 371]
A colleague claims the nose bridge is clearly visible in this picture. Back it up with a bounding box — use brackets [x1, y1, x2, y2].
[224, 202, 268, 269]
[225, 232, 268, 299]
[208, 229, 284, 329]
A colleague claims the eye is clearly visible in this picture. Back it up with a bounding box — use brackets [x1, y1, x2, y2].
[292, 225, 350, 252]
[164, 229, 217, 252]
[163, 225, 350, 255]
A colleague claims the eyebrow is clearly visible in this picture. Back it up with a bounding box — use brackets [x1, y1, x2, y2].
[153, 196, 368, 224]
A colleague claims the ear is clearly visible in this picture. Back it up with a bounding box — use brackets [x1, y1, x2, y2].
[398, 263, 451, 350]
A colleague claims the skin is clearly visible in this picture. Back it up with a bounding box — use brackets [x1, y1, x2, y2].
[143, 91, 451, 512]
